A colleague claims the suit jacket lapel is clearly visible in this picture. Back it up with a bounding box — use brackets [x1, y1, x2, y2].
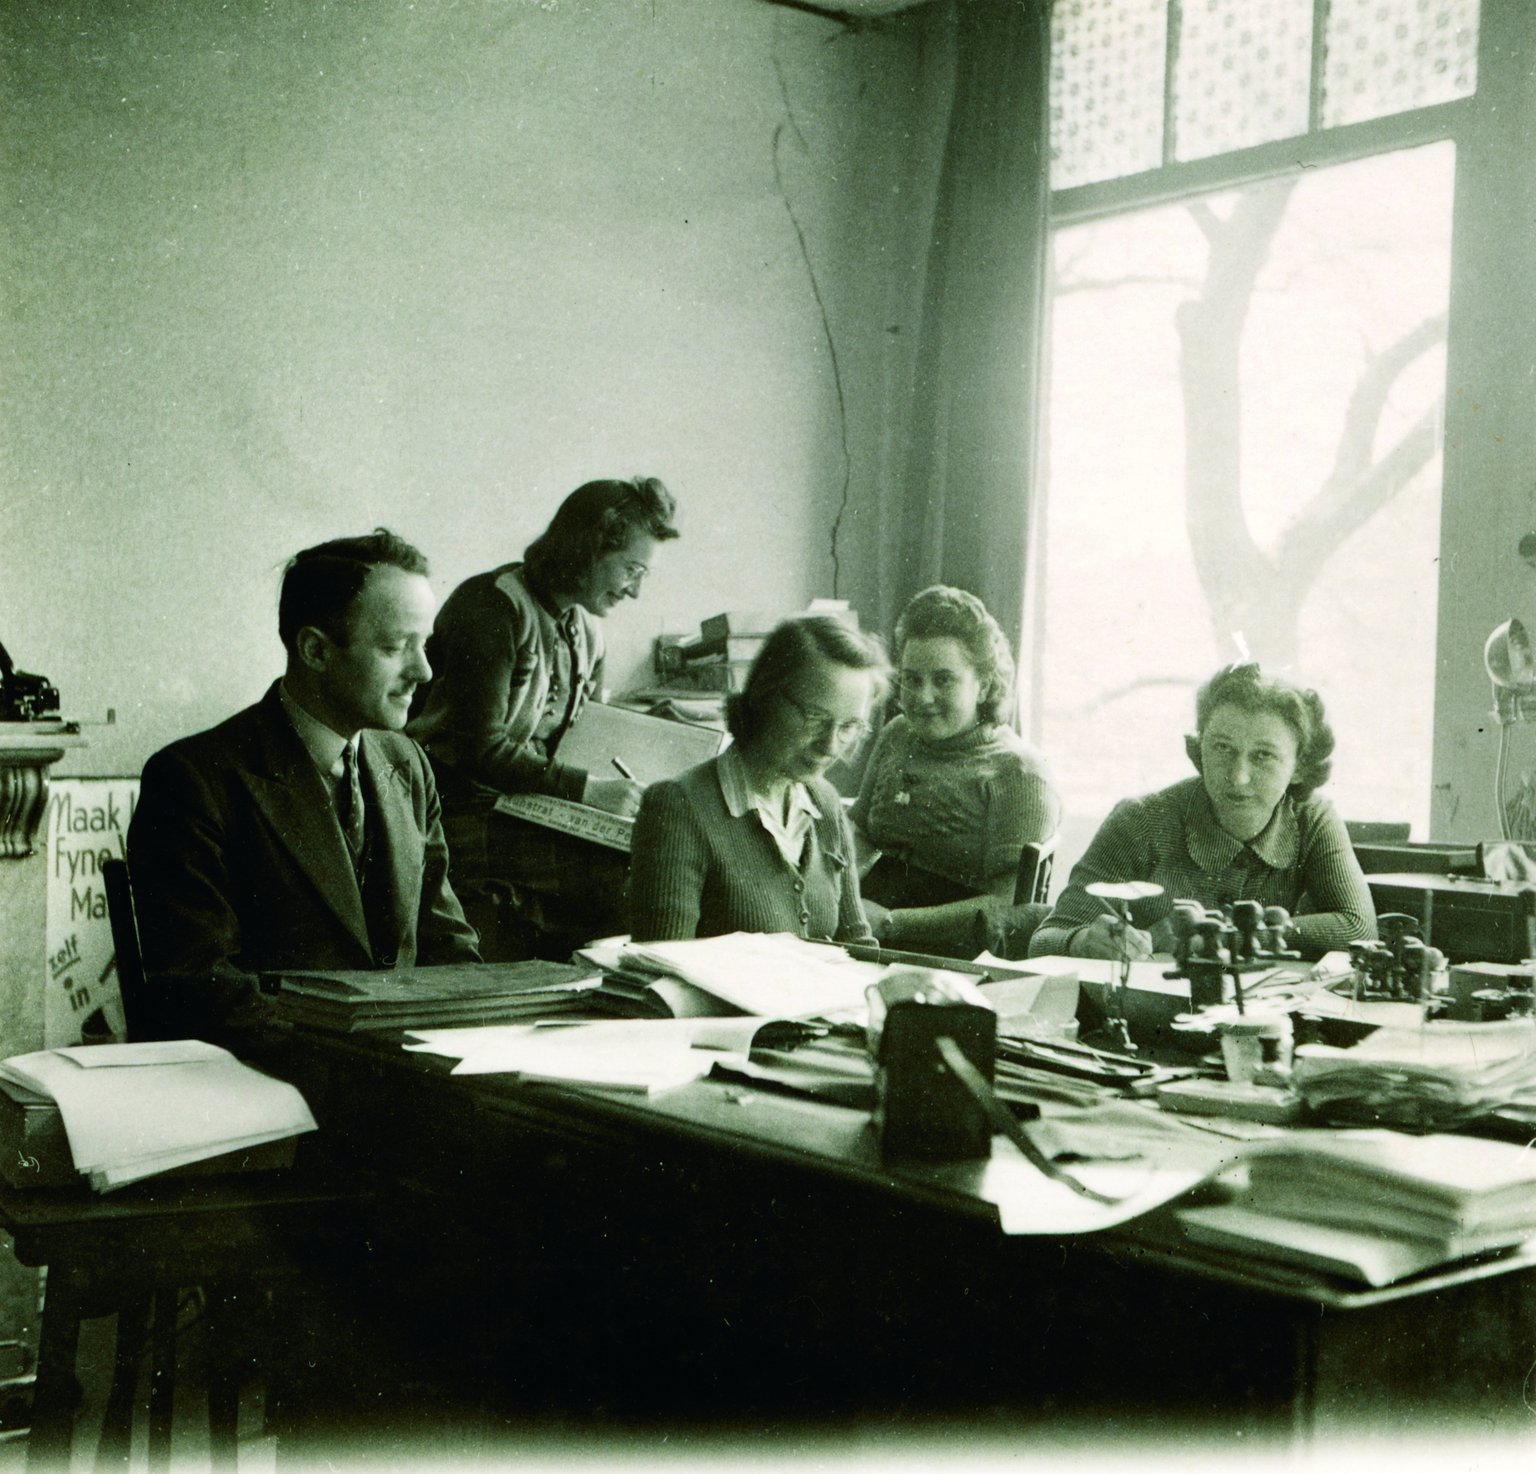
[243, 688, 372, 955]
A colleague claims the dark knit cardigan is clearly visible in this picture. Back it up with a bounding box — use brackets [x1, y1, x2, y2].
[628, 758, 875, 945]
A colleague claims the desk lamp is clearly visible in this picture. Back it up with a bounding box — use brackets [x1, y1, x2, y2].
[1084, 880, 1163, 1052]
[1484, 618, 1536, 840]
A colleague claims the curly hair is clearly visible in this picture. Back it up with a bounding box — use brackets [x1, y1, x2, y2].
[726, 616, 890, 751]
[894, 585, 1014, 726]
[523, 476, 679, 594]
[1183, 663, 1335, 800]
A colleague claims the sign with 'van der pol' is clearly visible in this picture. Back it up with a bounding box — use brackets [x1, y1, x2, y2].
[44, 777, 134, 1045]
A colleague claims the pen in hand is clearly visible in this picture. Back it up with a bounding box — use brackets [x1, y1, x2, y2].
[611, 757, 637, 781]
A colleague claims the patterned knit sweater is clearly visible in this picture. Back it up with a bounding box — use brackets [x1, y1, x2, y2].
[849, 717, 1060, 897]
[628, 758, 874, 944]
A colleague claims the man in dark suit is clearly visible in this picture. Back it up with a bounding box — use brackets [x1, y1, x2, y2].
[127, 529, 480, 1049]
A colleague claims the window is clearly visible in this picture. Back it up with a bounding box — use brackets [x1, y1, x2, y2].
[1050, 0, 1479, 187]
[1030, 1, 1476, 863]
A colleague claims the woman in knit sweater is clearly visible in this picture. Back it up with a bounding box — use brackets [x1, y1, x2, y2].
[849, 586, 1061, 955]
[628, 616, 887, 943]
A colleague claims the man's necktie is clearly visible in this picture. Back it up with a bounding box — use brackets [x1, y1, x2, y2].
[339, 739, 366, 865]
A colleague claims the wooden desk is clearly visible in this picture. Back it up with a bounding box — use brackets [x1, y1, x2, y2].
[0, 1162, 365, 1472]
[282, 1031, 1536, 1449]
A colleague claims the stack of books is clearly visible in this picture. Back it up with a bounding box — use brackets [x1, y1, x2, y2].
[1175, 1128, 1536, 1286]
[271, 961, 602, 1033]
[0, 1041, 317, 1192]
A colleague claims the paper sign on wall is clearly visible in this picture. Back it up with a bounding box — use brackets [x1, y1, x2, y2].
[44, 777, 134, 1046]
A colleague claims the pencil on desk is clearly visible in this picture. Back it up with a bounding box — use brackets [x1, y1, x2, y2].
[611, 757, 637, 781]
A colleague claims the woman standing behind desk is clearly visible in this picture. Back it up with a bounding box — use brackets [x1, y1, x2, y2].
[1030, 662, 1376, 961]
[850, 586, 1061, 956]
[407, 475, 679, 957]
[628, 615, 887, 944]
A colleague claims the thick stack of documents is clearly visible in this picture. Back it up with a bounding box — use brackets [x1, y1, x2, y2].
[271, 960, 601, 1032]
[1292, 1018, 1536, 1129]
[1177, 1128, 1536, 1286]
[0, 1041, 317, 1192]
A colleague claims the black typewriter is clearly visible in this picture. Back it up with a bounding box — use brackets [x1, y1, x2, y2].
[0, 639, 61, 722]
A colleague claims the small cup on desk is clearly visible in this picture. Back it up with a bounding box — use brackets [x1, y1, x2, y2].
[1218, 1016, 1293, 1086]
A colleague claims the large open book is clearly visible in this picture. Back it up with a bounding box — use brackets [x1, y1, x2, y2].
[555, 700, 727, 786]
[496, 701, 730, 851]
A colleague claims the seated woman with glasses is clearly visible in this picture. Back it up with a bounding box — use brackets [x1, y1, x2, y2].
[628, 615, 887, 943]
[849, 586, 1061, 956]
[407, 475, 678, 958]
[1031, 662, 1376, 961]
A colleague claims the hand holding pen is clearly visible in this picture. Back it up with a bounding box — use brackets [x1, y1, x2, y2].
[582, 757, 643, 817]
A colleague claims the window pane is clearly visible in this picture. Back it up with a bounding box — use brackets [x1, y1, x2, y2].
[1173, 0, 1314, 161]
[1050, 0, 1167, 189]
[1323, 0, 1479, 127]
[1034, 143, 1453, 869]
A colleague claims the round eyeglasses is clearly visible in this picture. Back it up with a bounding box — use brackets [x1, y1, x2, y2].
[780, 691, 869, 746]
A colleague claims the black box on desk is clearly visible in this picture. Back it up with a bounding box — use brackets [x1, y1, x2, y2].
[1366, 873, 1536, 963]
[0, 1077, 297, 1190]
[869, 971, 996, 1161]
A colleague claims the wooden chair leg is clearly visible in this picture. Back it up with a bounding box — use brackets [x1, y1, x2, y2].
[146, 1288, 178, 1473]
[204, 1287, 241, 1473]
[94, 1297, 152, 1472]
[26, 1289, 81, 1473]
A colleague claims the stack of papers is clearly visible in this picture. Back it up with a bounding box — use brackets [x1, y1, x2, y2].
[1177, 1128, 1536, 1286]
[574, 939, 734, 1019]
[584, 932, 978, 1022]
[0, 1041, 317, 1192]
[271, 961, 602, 1032]
[1292, 1019, 1536, 1129]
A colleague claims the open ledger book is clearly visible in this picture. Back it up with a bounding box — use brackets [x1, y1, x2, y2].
[496, 702, 730, 853]
[0, 1041, 316, 1192]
